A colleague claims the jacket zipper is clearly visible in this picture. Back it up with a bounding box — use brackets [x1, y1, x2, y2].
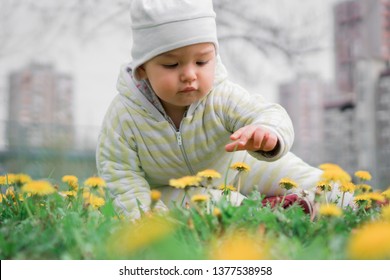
[175, 129, 195, 175]
[167, 118, 195, 175]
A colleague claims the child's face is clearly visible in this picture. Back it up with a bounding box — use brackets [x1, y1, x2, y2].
[138, 43, 216, 111]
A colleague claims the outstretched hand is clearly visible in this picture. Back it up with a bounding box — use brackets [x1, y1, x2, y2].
[225, 125, 278, 152]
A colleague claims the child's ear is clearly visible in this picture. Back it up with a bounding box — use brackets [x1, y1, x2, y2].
[136, 65, 147, 80]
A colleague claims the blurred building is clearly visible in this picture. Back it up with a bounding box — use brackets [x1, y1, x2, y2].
[376, 69, 390, 188]
[327, 0, 390, 188]
[323, 94, 357, 173]
[279, 73, 325, 167]
[7, 63, 74, 149]
[334, 0, 390, 94]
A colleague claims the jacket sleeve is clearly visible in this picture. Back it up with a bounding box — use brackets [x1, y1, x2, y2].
[96, 98, 168, 220]
[215, 80, 294, 161]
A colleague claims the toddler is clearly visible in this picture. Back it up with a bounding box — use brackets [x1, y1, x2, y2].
[96, 0, 325, 220]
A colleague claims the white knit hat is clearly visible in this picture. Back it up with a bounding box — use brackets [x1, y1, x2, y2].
[130, 0, 219, 80]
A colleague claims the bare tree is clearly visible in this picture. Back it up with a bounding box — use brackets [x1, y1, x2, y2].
[0, 0, 129, 59]
[0, 0, 325, 61]
[214, 0, 325, 61]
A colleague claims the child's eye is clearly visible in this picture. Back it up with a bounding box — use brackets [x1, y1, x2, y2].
[162, 63, 178, 68]
[196, 61, 209, 66]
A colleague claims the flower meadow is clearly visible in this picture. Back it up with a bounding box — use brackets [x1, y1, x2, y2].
[1, 163, 390, 260]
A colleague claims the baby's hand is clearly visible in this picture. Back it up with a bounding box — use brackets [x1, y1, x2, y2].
[225, 125, 278, 152]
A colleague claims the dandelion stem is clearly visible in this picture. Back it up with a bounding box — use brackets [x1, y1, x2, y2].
[24, 197, 34, 219]
[280, 193, 287, 209]
[223, 144, 238, 188]
[324, 190, 329, 205]
[206, 184, 211, 214]
[362, 207, 368, 216]
[235, 175, 241, 206]
[181, 189, 188, 207]
[341, 192, 346, 208]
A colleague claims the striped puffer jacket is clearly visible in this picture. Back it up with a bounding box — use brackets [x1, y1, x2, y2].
[96, 58, 323, 220]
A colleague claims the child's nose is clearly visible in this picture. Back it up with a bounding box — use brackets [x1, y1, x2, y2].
[180, 66, 196, 82]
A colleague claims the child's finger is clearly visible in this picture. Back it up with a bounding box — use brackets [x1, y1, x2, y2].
[232, 126, 257, 143]
[225, 140, 244, 152]
[260, 132, 278, 151]
[259, 131, 269, 150]
[252, 128, 266, 149]
[230, 127, 245, 140]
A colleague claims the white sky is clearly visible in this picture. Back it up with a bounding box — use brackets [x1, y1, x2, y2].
[0, 0, 341, 130]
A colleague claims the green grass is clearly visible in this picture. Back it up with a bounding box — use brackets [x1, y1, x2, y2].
[0, 173, 389, 260]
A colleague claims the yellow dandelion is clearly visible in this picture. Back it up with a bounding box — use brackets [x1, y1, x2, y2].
[18, 193, 31, 202]
[321, 168, 351, 183]
[339, 182, 356, 193]
[83, 190, 90, 198]
[279, 177, 298, 190]
[213, 207, 222, 217]
[107, 216, 175, 257]
[61, 190, 77, 198]
[218, 184, 236, 192]
[209, 232, 268, 260]
[230, 162, 251, 172]
[62, 175, 78, 184]
[150, 190, 161, 202]
[197, 169, 221, 179]
[150, 189, 162, 210]
[15, 173, 32, 185]
[91, 196, 105, 209]
[5, 187, 16, 199]
[62, 175, 79, 191]
[169, 175, 201, 189]
[365, 192, 386, 203]
[316, 181, 332, 192]
[190, 194, 209, 203]
[382, 206, 390, 221]
[348, 221, 390, 259]
[319, 163, 343, 170]
[21, 180, 56, 196]
[355, 193, 385, 204]
[357, 184, 372, 193]
[339, 183, 355, 208]
[0, 176, 5, 185]
[318, 163, 352, 185]
[85, 193, 105, 209]
[382, 188, 390, 199]
[0, 174, 17, 185]
[84, 176, 106, 188]
[318, 204, 342, 217]
[354, 193, 370, 202]
[354, 170, 372, 181]
[83, 185, 105, 198]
